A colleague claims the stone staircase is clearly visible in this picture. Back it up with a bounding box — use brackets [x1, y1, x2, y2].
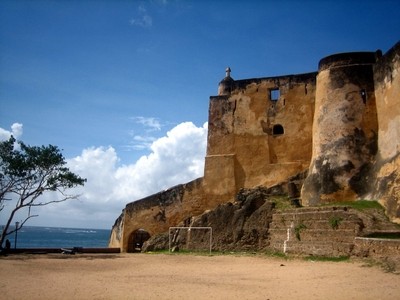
[268, 207, 363, 256]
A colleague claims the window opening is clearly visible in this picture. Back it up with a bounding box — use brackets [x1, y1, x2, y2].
[273, 124, 284, 135]
[270, 89, 280, 102]
[360, 89, 367, 104]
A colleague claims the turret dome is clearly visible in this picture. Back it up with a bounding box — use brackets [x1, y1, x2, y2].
[218, 67, 234, 95]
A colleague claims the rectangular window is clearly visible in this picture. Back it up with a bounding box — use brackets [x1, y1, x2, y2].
[270, 89, 280, 101]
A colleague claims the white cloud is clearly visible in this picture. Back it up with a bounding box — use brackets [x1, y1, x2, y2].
[36, 122, 208, 229]
[129, 5, 153, 28]
[126, 116, 169, 151]
[131, 116, 161, 131]
[130, 15, 152, 28]
[1, 121, 208, 229]
[0, 123, 23, 140]
[114, 122, 208, 199]
[129, 9, 153, 28]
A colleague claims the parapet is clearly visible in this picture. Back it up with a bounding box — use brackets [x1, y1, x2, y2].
[318, 51, 378, 71]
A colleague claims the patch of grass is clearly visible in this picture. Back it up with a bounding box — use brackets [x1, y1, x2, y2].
[323, 200, 383, 211]
[294, 223, 307, 241]
[145, 249, 214, 256]
[147, 249, 291, 259]
[144, 249, 170, 254]
[146, 249, 261, 257]
[270, 195, 293, 210]
[263, 249, 288, 259]
[329, 216, 343, 230]
[304, 255, 350, 262]
[361, 257, 400, 274]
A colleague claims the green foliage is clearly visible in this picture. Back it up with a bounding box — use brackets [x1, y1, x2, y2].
[270, 195, 293, 210]
[362, 257, 399, 273]
[294, 223, 307, 241]
[323, 200, 383, 211]
[304, 255, 350, 262]
[329, 216, 343, 230]
[263, 249, 288, 259]
[0, 136, 86, 247]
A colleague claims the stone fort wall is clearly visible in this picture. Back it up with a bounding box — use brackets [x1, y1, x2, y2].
[110, 41, 400, 252]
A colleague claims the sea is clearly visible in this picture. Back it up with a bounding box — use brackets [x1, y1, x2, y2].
[2, 226, 111, 249]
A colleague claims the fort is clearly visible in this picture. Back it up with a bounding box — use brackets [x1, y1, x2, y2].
[109, 41, 400, 257]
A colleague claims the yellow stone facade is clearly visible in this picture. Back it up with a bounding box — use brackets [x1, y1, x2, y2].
[110, 42, 400, 252]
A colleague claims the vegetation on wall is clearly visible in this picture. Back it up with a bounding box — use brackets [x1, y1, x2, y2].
[329, 216, 343, 230]
[294, 223, 307, 241]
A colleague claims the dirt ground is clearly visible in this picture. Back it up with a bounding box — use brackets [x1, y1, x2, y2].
[0, 253, 399, 300]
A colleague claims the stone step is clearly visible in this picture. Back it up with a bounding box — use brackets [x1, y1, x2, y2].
[268, 227, 358, 235]
[273, 207, 349, 215]
[268, 228, 357, 243]
[270, 240, 354, 256]
[269, 219, 361, 230]
[272, 210, 356, 222]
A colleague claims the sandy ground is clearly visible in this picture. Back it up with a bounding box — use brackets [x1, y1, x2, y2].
[0, 253, 399, 300]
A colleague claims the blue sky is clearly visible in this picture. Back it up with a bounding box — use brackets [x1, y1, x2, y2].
[1, 0, 399, 229]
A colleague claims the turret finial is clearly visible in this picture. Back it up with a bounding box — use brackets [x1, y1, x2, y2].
[225, 67, 231, 78]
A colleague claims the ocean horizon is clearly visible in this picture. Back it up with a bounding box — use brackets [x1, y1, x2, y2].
[1, 225, 111, 249]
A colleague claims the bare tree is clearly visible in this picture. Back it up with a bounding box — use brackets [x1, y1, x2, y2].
[0, 136, 86, 248]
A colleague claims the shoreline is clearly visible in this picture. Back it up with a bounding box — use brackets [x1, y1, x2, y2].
[2, 247, 120, 255]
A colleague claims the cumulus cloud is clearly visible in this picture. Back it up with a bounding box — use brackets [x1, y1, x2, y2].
[0, 123, 23, 140]
[113, 122, 208, 199]
[1, 121, 208, 229]
[43, 122, 208, 228]
[129, 135, 156, 150]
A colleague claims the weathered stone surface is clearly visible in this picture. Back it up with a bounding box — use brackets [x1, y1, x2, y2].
[372, 42, 400, 223]
[269, 205, 400, 257]
[301, 42, 400, 223]
[110, 41, 400, 252]
[302, 52, 378, 205]
[143, 189, 400, 260]
[112, 178, 207, 252]
[144, 187, 278, 252]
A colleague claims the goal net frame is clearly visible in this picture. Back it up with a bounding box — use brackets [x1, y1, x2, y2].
[168, 227, 213, 254]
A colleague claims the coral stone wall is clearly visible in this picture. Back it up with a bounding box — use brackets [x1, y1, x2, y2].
[302, 52, 379, 205]
[204, 74, 316, 200]
[110, 42, 400, 251]
[111, 178, 205, 252]
[372, 42, 400, 222]
[110, 72, 317, 251]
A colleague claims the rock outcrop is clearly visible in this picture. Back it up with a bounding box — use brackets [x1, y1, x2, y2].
[143, 186, 400, 263]
[143, 186, 280, 252]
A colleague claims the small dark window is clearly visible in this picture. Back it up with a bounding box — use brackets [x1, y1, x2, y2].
[270, 89, 280, 102]
[360, 89, 367, 104]
[273, 124, 284, 135]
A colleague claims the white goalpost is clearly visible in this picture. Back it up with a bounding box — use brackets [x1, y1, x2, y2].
[168, 227, 213, 254]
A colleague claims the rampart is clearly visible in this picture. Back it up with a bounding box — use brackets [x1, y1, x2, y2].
[110, 41, 400, 254]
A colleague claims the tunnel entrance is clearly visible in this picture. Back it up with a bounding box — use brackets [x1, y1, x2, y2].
[128, 229, 151, 253]
[273, 124, 284, 135]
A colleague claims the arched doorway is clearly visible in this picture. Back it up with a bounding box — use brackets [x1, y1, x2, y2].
[128, 229, 151, 253]
[273, 124, 284, 135]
